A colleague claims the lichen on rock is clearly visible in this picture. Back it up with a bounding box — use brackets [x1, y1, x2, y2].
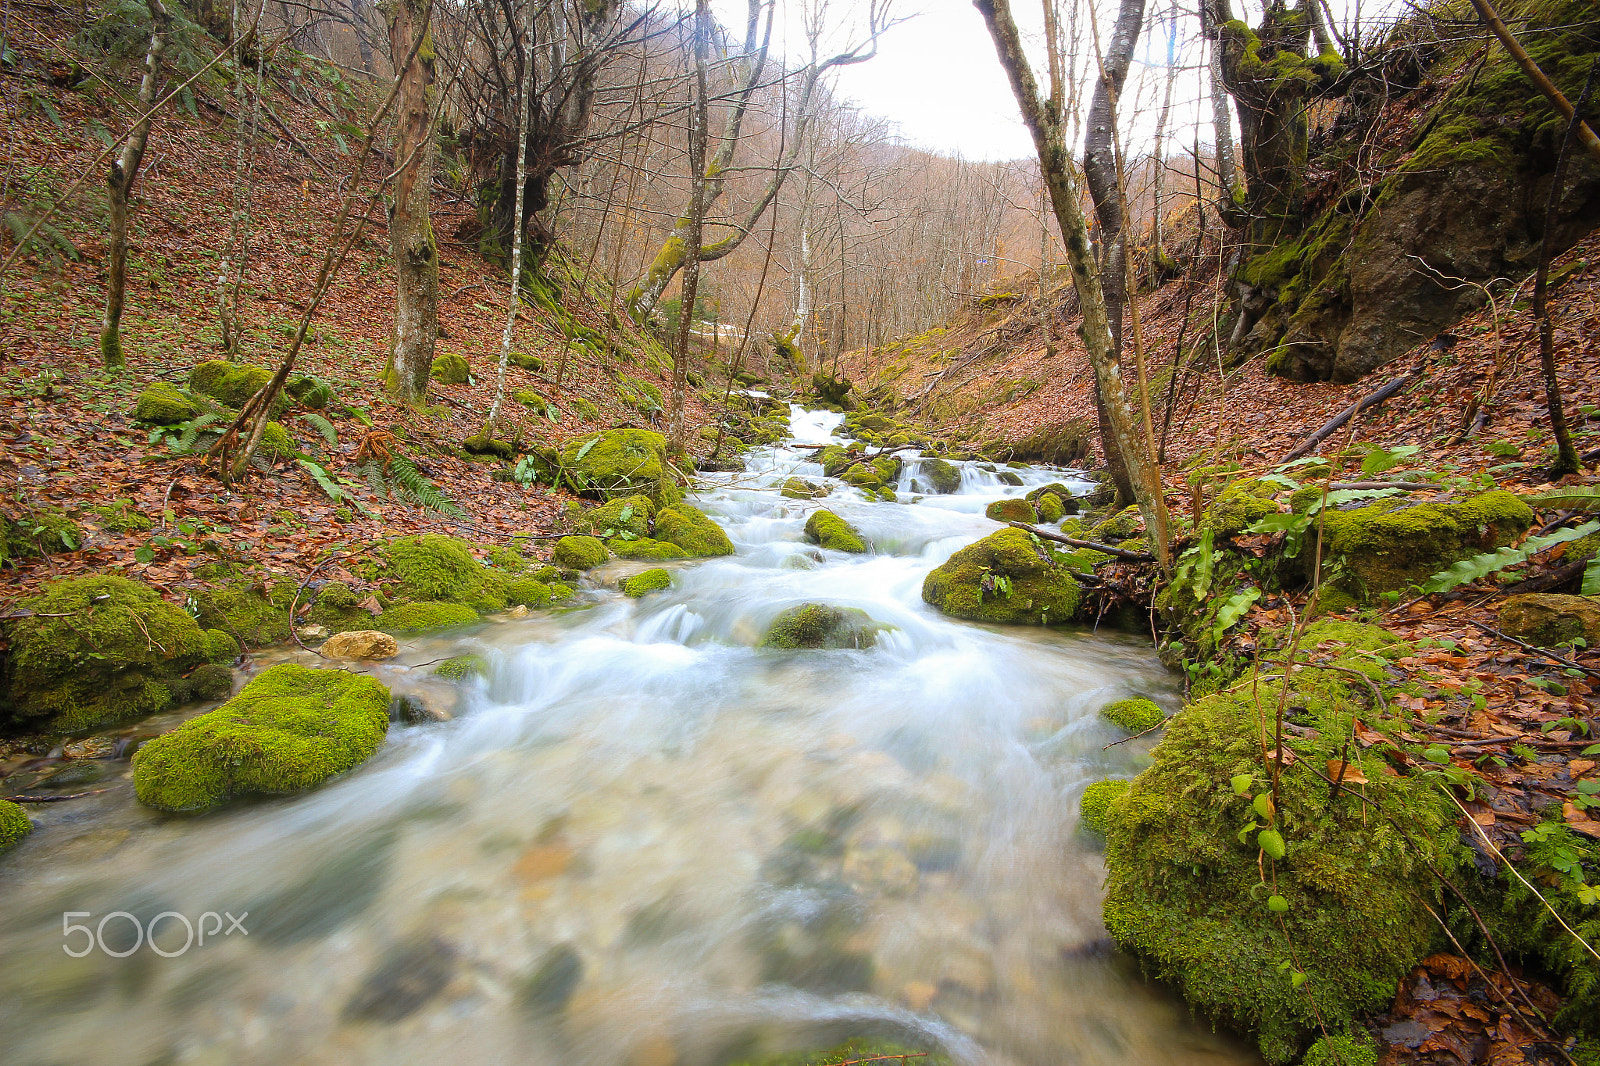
[132, 663, 390, 812]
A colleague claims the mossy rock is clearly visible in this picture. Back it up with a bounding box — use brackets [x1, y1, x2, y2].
[1102, 628, 1458, 1063]
[576, 495, 655, 539]
[1089, 506, 1142, 543]
[986, 498, 1037, 524]
[260, 421, 293, 460]
[608, 537, 687, 560]
[1316, 490, 1534, 600]
[434, 654, 486, 681]
[4, 574, 213, 732]
[173, 662, 234, 703]
[622, 568, 672, 598]
[190, 568, 295, 647]
[1079, 779, 1129, 835]
[1026, 482, 1078, 507]
[1497, 593, 1600, 647]
[1036, 493, 1066, 523]
[132, 664, 390, 812]
[286, 374, 333, 409]
[656, 504, 733, 557]
[1, 506, 83, 561]
[922, 528, 1084, 625]
[804, 510, 866, 553]
[513, 389, 548, 409]
[1203, 480, 1281, 538]
[759, 603, 883, 649]
[920, 457, 962, 495]
[0, 800, 32, 853]
[1100, 697, 1165, 733]
[507, 578, 552, 608]
[781, 477, 831, 500]
[997, 471, 1025, 487]
[202, 628, 239, 662]
[382, 534, 511, 612]
[90, 499, 152, 533]
[1301, 1034, 1378, 1066]
[378, 601, 479, 633]
[560, 428, 679, 505]
[463, 433, 514, 460]
[132, 382, 199, 425]
[553, 535, 608, 570]
[430, 353, 470, 385]
[189, 359, 281, 410]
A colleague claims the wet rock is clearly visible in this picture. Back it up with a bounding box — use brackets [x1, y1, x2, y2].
[842, 844, 919, 895]
[62, 736, 117, 759]
[1099, 698, 1164, 733]
[519, 943, 585, 1016]
[985, 498, 1037, 524]
[996, 471, 1025, 487]
[343, 936, 457, 1022]
[508, 603, 531, 617]
[921, 458, 961, 495]
[37, 760, 116, 789]
[553, 535, 609, 570]
[298, 623, 329, 640]
[803, 509, 866, 553]
[320, 630, 399, 661]
[922, 527, 1087, 625]
[390, 693, 451, 725]
[623, 568, 673, 598]
[1497, 593, 1600, 648]
[782, 477, 831, 500]
[759, 604, 884, 650]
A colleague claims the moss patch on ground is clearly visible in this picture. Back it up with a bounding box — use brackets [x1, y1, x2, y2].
[133, 663, 390, 812]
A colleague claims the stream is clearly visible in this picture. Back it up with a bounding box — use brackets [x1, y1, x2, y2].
[0, 406, 1257, 1066]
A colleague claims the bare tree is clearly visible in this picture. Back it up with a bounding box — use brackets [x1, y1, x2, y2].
[382, 0, 440, 402]
[668, 0, 712, 449]
[101, 0, 173, 369]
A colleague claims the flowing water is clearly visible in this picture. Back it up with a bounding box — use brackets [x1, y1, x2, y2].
[0, 407, 1257, 1066]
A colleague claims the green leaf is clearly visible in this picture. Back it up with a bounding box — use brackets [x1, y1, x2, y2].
[574, 437, 599, 461]
[1423, 519, 1600, 594]
[1361, 444, 1419, 475]
[1193, 529, 1214, 598]
[1584, 556, 1600, 598]
[1267, 894, 1289, 913]
[1211, 587, 1262, 645]
[1253, 793, 1275, 821]
[1258, 829, 1286, 860]
[1423, 745, 1452, 764]
[134, 546, 156, 563]
[1526, 486, 1600, 512]
[1231, 773, 1254, 796]
[1290, 971, 1307, 989]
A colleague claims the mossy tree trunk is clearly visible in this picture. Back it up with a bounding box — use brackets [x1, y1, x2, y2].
[101, 0, 172, 370]
[383, 0, 439, 404]
[975, 0, 1171, 568]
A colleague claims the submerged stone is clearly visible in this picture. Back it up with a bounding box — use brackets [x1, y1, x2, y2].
[921, 457, 962, 494]
[133, 663, 390, 812]
[759, 603, 883, 650]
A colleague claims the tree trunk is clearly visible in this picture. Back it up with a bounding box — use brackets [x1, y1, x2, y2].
[1203, 13, 1242, 210]
[383, 0, 439, 404]
[485, 0, 536, 440]
[975, 0, 1170, 567]
[101, 0, 172, 369]
[669, 0, 712, 451]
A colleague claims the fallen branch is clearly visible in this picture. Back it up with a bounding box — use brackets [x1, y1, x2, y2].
[1466, 618, 1600, 677]
[1009, 522, 1156, 561]
[7, 788, 115, 803]
[1282, 372, 1419, 462]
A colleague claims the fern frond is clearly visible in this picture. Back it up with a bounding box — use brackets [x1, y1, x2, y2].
[359, 457, 388, 497]
[173, 412, 222, 453]
[1527, 487, 1600, 513]
[388, 455, 465, 517]
[1423, 520, 1600, 593]
[304, 413, 338, 446]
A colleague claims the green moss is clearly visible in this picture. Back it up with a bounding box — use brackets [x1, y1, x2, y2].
[1497, 593, 1600, 647]
[434, 654, 487, 681]
[1080, 780, 1130, 835]
[488, 546, 528, 572]
[1102, 633, 1459, 1063]
[919, 457, 961, 494]
[1317, 490, 1534, 599]
[782, 478, 830, 500]
[190, 569, 293, 647]
[547, 582, 574, 601]
[132, 664, 390, 812]
[430, 352, 470, 384]
[513, 389, 548, 409]
[622, 568, 673, 597]
[1036, 493, 1065, 523]
[576, 495, 655, 538]
[173, 662, 234, 703]
[462, 433, 514, 460]
[260, 421, 293, 460]
[132, 382, 199, 425]
[90, 499, 152, 533]
[507, 578, 552, 608]
[1301, 1033, 1378, 1066]
[0, 799, 32, 853]
[286, 374, 333, 409]
[921, 527, 1083, 625]
[1203, 480, 1281, 538]
[804, 510, 867, 553]
[5, 574, 212, 732]
[1089, 506, 1142, 542]
[560, 428, 678, 505]
[189, 359, 278, 409]
[986, 498, 1038, 524]
[203, 628, 239, 663]
[607, 536, 686, 560]
[1101, 698, 1165, 733]
[656, 504, 734, 557]
[759, 603, 883, 649]
[553, 535, 608, 570]
[378, 601, 479, 633]
[382, 534, 510, 611]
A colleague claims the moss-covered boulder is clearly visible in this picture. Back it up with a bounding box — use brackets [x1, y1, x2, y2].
[260, 421, 293, 460]
[1079, 780, 1129, 835]
[462, 433, 514, 460]
[1088, 506, 1142, 543]
[986, 498, 1037, 524]
[190, 359, 277, 409]
[286, 374, 333, 409]
[378, 601, 479, 634]
[1203, 480, 1280, 538]
[921, 457, 962, 494]
[804, 509, 867, 553]
[560, 428, 679, 504]
[1036, 493, 1065, 523]
[1102, 624, 1457, 1063]
[1026, 482, 1079, 508]
[576, 495, 655, 539]
[381, 534, 513, 612]
[622, 568, 672, 598]
[921, 528, 1085, 625]
[1498, 593, 1600, 647]
[1100, 698, 1165, 733]
[430, 353, 470, 384]
[608, 537, 686, 560]
[4, 574, 215, 732]
[1316, 490, 1534, 600]
[434, 654, 486, 681]
[507, 578, 552, 608]
[132, 382, 199, 425]
[0, 507, 83, 563]
[132, 664, 390, 813]
[758, 603, 883, 649]
[781, 477, 831, 500]
[656, 504, 734, 557]
[553, 535, 608, 570]
[0, 800, 32, 853]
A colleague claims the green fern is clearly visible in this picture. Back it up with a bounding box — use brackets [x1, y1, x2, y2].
[1423, 520, 1600, 593]
[304, 413, 338, 446]
[1527, 487, 1600, 513]
[358, 457, 388, 497]
[3, 210, 79, 264]
[1584, 556, 1600, 597]
[389, 455, 465, 517]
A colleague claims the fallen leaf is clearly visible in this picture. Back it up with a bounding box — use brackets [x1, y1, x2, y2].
[358, 595, 382, 616]
[1326, 758, 1370, 785]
